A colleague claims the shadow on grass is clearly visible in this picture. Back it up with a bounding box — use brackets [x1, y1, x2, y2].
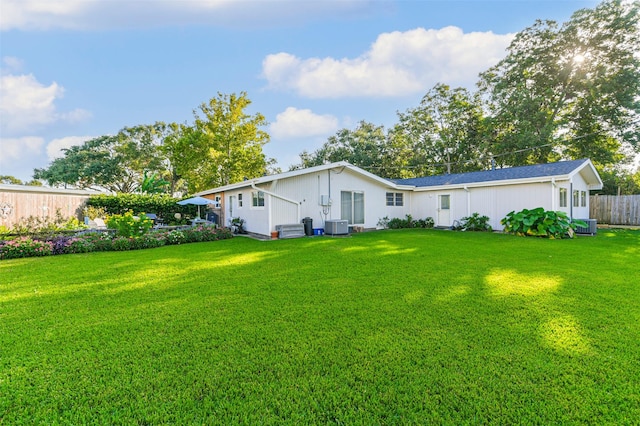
[1, 229, 639, 423]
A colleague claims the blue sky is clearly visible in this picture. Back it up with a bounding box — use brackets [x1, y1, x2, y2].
[1, 0, 599, 182]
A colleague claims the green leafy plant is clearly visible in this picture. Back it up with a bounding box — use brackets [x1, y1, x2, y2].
[7, 209, 87, 237]
[385, 215, 434, 229]
[106, 210, 153, 238]
[83, 205, 108, 221]
[111, 236, 133, 251]
[455, 212, 492, 232]
[164, 229, 186, 245]
[0, 237, 53, 259]
[86, 193, 197, 225]
[501, 208, 586, 239]
[140, 171, 170, 194]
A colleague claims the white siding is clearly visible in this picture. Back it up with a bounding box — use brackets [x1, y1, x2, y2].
[414, 181, 557, 230]
[262, 168, 411, 231]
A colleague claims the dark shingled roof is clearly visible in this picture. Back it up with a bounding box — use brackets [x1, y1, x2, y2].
[393, 159, 589, 188]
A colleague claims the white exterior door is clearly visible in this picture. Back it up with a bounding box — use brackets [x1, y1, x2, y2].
[438, 194, 451, 226]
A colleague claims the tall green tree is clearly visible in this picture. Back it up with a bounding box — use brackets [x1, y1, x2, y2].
[0, 176, 23, 185]
[34, 123, 170, 193]
[393, 84, 488, 176]
[479, 0, 640, 168]
[294, 121, 405, 178]
[185, 92, 271, 192]
[34, 136, 123, 191]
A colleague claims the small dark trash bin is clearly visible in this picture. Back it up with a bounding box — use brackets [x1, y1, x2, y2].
[302, 217, 313, 236]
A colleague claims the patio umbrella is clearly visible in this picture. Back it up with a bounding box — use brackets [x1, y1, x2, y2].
[177, 196, 216, 219]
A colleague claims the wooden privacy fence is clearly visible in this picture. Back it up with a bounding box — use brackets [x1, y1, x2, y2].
[0, 185, 101, 229]
[590, 195, 640, 226]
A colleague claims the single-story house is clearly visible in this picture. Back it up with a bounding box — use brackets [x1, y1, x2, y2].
[195, 158, 603, 237]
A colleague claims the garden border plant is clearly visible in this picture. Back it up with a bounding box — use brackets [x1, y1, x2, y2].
[378, 215, 435, 230]
[0, 225, 233, 260]
[454, 212, 493, 232]
[501, 207, 586, 239]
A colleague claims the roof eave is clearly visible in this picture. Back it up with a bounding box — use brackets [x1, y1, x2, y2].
[411, 175, 572, 191]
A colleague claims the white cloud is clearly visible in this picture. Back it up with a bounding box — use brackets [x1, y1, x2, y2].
[0, 136, 45, 170]
[46, 135, 94, 160]
[270, 107, 339, 139]
[1, 0, 375, 31]
[262, 26, 514, 98]
[0, 74, 62, 132]
[2, 56, 24, 73]
[0, 71, 91, 134]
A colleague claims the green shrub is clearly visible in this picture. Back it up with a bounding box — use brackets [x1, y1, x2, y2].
[164, 230, 186, 245]
[139, 233, 166, 249]
[455, 213, 492, 232]
[83, 205, 108, 220]
[7, 210, 87, 237]
[0, 237, 53, 259]
[382, 215, 434, 229]
[106, 211, 153, 238]
[111, 236, 132, 251]
[86, 193, 197, 225]
[501, 208, 586, 239]
[64, 236, 96, 254]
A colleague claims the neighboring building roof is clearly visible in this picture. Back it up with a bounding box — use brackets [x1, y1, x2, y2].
[0, 184, 106, 196]
[394, 159, 603, 189]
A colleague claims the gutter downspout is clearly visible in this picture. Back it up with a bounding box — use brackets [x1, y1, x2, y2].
[551, 178, 556, 211]
[464, 186, 471, 217]
[250, 182, 301, 226]
[569, 181, 573, 220]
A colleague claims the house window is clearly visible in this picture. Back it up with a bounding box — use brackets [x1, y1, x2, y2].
[238, 193, 243, 208]
[386, 192, 404, 206]
[559, 188, 567, 208]
[581, 191, 587, 207]
[341, 191, 364, 225]
[252, 191, 265, 207]
[573, 190, 580, 208]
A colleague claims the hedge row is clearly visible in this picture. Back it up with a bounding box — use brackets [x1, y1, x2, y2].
[86, 194, 200, 223]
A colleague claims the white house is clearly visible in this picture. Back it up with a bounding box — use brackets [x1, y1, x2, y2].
[396, 158, 603, 230]
[196, 159, 603, 237]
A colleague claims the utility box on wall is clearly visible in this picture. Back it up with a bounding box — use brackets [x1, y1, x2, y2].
[320, 195, 331, 206]
[325, 219, 349, 235]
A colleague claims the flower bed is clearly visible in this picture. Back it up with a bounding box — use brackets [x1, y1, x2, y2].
[0, 225, 233, 260]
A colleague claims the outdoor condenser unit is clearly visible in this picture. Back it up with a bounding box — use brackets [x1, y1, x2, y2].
[574, 219, 597, 235]
[325, 219, 349, 235]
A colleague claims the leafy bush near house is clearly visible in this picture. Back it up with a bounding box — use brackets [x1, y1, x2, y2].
[455, 213, 493, 232]
[86, 193, 197, 224]
[106, 211, 154, 238]
[501, 208, 586, 239]
[379, 215, 435, 230]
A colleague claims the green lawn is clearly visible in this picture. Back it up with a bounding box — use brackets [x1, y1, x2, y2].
[1, 229, 639, 424]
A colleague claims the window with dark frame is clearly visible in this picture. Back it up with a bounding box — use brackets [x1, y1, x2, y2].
[386, 192, 404, 206]
[252, 191, 265, 207]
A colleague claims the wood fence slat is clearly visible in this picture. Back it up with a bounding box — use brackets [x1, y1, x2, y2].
[590, 195, 640, 226]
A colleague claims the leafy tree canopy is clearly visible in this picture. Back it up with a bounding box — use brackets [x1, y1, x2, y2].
[479, 0, 640, 168]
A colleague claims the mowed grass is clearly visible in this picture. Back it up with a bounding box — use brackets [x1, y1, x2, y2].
[1, 229, 639, 424]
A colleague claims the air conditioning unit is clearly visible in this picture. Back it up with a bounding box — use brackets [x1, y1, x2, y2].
[325, 219, 349, 235]
[574, 219, 597, 235]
